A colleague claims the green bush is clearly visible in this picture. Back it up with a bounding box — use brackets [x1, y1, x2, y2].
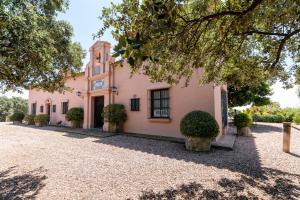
[24, 114, 35, 125]
[65, 107, 84, 125]
[34, 114, 49, 125]
[293, 113, 300, 124]
[102, 104, 127, 125]
[252, 114, 284, 123]
[9, 111, 25, 122]
[180, 111, 219, 138]
[234, 113, 252, 128]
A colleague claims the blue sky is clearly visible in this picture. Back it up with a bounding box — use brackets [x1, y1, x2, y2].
[2, 0, 300, 108]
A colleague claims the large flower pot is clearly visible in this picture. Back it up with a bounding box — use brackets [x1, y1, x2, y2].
[71, 121, 81, 128]
[108, 123, 117, 133]
[35, 122, 43, 127]
[185, 137, 212, 151]
[237, 127, 252, 136]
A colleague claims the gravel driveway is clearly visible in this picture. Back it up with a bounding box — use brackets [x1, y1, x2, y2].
[0, 123, 299, 200]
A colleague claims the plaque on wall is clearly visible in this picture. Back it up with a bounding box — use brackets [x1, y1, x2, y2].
[92, 80, 105, 90]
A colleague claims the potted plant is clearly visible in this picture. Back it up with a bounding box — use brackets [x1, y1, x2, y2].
[34, 114, 50, 127]
[24, 114, 35, 125]
[65, 107, 84, 128]
[102, 104, 127, 133]
[234, 113, 253, 136]
[180, 111, 219, 151]
[9, 111, 25, 124]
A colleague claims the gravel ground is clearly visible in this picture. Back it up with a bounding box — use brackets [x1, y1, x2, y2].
[0, 122, 299, 200]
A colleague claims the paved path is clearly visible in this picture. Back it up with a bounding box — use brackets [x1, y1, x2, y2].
[0, 122, 299, 199]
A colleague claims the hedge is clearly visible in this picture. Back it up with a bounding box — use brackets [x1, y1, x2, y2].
[252, 114, 284, 123]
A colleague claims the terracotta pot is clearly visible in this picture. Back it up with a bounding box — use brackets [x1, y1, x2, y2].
[237, 127, 252, 136]
[185, 137, 212, 151]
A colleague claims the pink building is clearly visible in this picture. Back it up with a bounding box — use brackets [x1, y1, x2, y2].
[29, 41, 228, 139]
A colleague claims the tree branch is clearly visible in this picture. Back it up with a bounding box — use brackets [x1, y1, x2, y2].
[241, 30, 288, 37]
[188, 0, 263, 23]
[270, 29, 300, 69]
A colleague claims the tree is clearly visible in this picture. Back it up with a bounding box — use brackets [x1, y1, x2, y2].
[228, 82, 272, 107]
[99, 0, 300, 88]
[0, 0, 85, 92]
[0, 96, 28, 121]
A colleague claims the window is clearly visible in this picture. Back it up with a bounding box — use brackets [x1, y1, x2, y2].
[92, 67, 101, 75]
[31, 103, 36, 115]
[40, 105, 44, 113]
[52, 105, 56, 113]
[130, 98, 140, 111]
[151, 89, 169, 118]
[62, 102, 68, 114]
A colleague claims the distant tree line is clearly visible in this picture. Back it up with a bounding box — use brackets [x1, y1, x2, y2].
[0, 97, 28, 122]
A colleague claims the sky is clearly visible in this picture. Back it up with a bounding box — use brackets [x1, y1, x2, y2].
[2, 0, 300, 108]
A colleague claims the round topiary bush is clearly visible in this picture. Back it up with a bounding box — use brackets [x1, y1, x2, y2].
[24, 114, 35, 125]
[180, 111, 219, 138]
[102, 104, 127, 125]
[65, 107, 84, 128]
[9, 111, 25, 122]
[34, 114, 49, 126]
[234, 113, 253, 128]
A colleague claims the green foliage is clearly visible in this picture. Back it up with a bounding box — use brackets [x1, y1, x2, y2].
[246, 102, 281, 116]
[180, 111, 219, 138]
[0, 96, 28, 122]
[99, 0, 300, 88]
[102, 104, 127, 125]
[65, 107, 84, 123]
[252, 114, 284, 123]
[234, 113, 253, 128]
[293, 113, 300, 124]
[228, 82, 272, 107]
[9, 111, 25, 122]
[24, 114, 35, 125]
[0, 0, 85, 92]
[246, 102, 300, 123]
[34, 114, 49, 125]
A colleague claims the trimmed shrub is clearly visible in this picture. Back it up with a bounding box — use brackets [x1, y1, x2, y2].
[102, 104, 127, 125]
[65, 107, 84, 127]
[9, 111, 25, 122]
[24, 114, 35, 125]
[234, 113, 252, 128]
[180, 111, 219, 138]
[252, 114, 284, 123]
[293, 113, 300, 125]
[34, 114, 49, 126]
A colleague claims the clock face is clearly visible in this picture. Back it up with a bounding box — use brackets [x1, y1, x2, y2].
[93, 80, 104, 90]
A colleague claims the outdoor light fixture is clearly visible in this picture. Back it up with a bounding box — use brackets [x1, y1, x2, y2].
[111, 86, 118, 95]
[76, 91, 81, 96]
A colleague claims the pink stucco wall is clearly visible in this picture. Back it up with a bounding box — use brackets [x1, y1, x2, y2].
[114, 63, 221, 138]
[29, 75, 86, 126]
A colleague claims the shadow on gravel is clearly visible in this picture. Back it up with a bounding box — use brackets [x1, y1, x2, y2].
[94, 130, 264, 178]
[0, 166, 47, 200]
[251, 123, 282, 133]
[128, 168, 300, 200]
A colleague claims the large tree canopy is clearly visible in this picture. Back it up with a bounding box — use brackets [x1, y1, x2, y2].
[0, 0, 85, 92]
[228, 82, 272, 107]
[99, 0, 300, 88]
